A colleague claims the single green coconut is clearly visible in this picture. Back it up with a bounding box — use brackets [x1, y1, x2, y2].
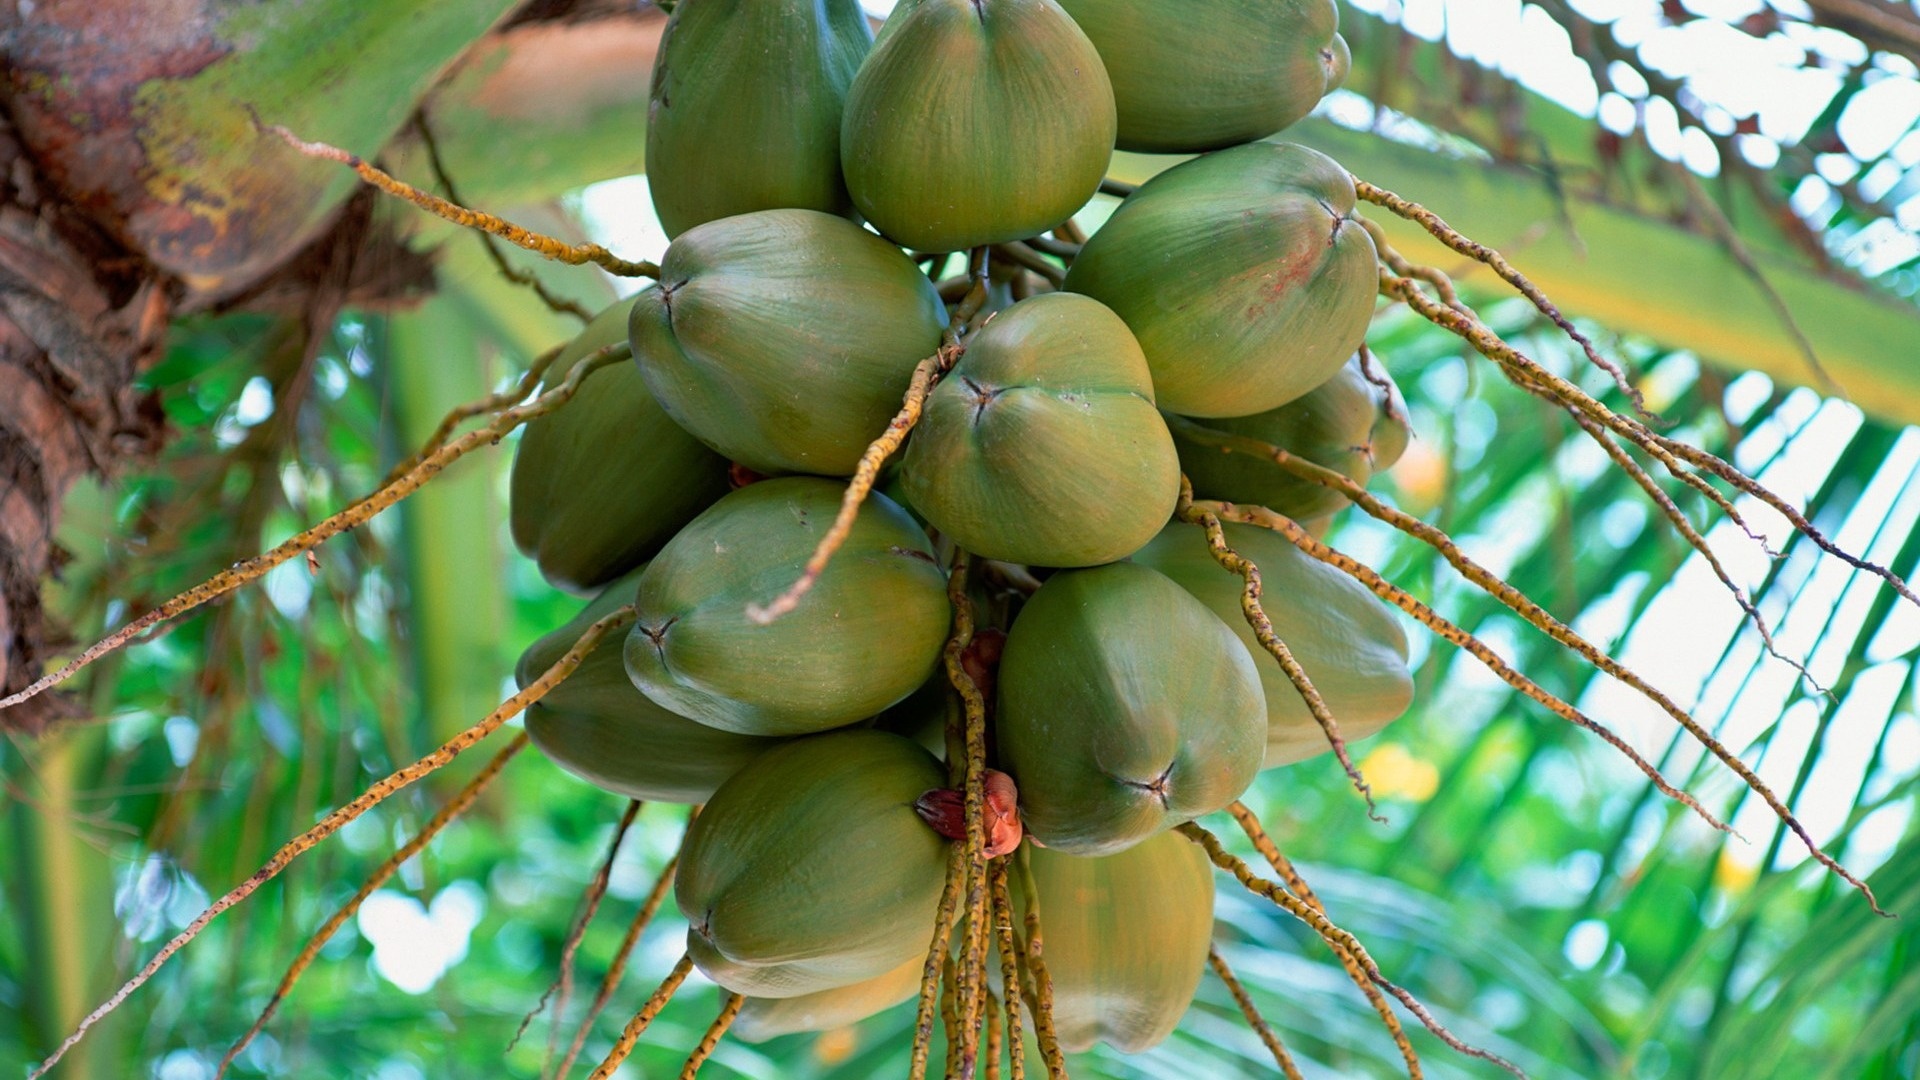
[624, 477, 950, 737]
[901, 292, 1178, 568]
[1131, 520, 1412, 766]
[1055, 0, 1348, 152]
[516, 569, 786, 804]
[508, 299, 731, 593]
[996, 562, 1265, 855]
[629, 209, 947, 476]
[1013, 832, 1213, 1052]
[1172, 354, 1411, 521]
[646, 0, 872, 238]
[1064, 141, 1377, 418]
[841, 0, 1116, 252]
[677, 730, 949, 997]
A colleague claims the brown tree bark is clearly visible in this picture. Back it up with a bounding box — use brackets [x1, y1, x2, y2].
[0, 112, 166, 731]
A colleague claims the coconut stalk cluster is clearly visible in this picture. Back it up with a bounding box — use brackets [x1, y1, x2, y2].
[20, 2, 1918, 1077]
[510, 0, 1410, 1063]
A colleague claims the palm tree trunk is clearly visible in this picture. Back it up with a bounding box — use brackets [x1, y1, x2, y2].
[0, 114, 165, 731]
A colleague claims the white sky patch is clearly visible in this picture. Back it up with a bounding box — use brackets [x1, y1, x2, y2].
[1839, 75, 1920, 159]
[576, 175, 670, 299]
[357, 882, 486, 994]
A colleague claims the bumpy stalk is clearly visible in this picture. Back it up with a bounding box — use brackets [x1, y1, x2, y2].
[988, 858, 1027, 1080]
[1226, 802, 1421, 1078]
[1013, 847, 1069, 1080]
[1207, 946, 1305, 1080]
[265, 121, 659, 278]
[911, 846, 970, 1080]
[1178, 823, 1526, 1080]
[1355, 178, 1645, 416]
[1174, 478, 1378, 818]
[0, 344, 632, 714]
[1368, 273, 1895, 913]
[556, 809, 697, 1080]
[942, 553, 994, 1075]
[1204, 500, 1728, 835]
[29, 606, 635, 1078]
[511, 799, 645, 1068]
[412, 112, 594, 322]
[588, 952, 696, 1080]
[1378, 268, 1918, 616]
[215, 734, 530, 1078]
[678, 993, 744, 1079]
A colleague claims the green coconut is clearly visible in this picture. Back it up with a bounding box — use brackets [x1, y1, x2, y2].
[629, 209, 947, 476]
[624, 477, 950, 737]
[1172, 354, 1411, 521]
[841, 0, 1116, 252]
[646, 0, 872, 238]
[1013, 832, 1213, 1053]
[900, 293, 1178, 568]
[1064, 141, 1377, 418]
[996, 562, 1265, 855]
[732, 955, 923, 1042]
[508, 299, 732, 593]
[516, 570, 786, 804]
[1131, 521, 1412, 766]
[677, 730, 949, 997]
[1055, 0, 1348, 153]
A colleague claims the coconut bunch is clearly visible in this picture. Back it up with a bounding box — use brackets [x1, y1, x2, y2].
[508, 0, 1416, 1056]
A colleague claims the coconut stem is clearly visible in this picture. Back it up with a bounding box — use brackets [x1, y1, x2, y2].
[1378, 266, 1919, 619]
[261, 119, 660, 278]
[1013, 846, 1070, 1079]
[383, 342, 566, 487]
[912, 845, 970, 1080]
[511, 799, 645, 1070]
[1370, 272, 1897, 914]
[1173, 477, 1380, 820]
[411, 111, 595, 323]
[1366, 238, 1791, 573]
[555, 808, 696, 1080]
[984, 989, 1004, 1080]
[1201, 499, 1731, 837]
[988, 857, 1027, 1080]
[992, 241, 1066, 287]
[29, 606, 634, 1079]
[1173, 412, 1827, 776]
[1207, 945, 1305, 1080]
[588, 951, 696, 1079]
[943, 951, 965, 1077]
[1225, 803, 1422, 1079]
[1354, 176, 1649, 418]
[1564, 409, 1827, 695]
[942, 552, 996, 1074]
[1178, 823, 1527, 1080]
[214, 733, 530, 1079]
[678, 992, 744, 1079]
[1358, 216, 1467, 316]
[0, 342, 632, 716]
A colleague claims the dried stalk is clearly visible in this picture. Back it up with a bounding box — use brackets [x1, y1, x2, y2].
[264, 121, 659, 278]
[214, 734, 529, 1078]
[0, 344, 631, 715]
[29, 606, 635, 1078]
[1179, 823, 1525, 1080]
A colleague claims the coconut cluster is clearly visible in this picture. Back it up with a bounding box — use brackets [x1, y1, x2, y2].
[510, 0, 1415, 1052]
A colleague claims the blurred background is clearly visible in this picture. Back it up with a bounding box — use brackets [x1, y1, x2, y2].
[4, 0, 1920, 1075]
